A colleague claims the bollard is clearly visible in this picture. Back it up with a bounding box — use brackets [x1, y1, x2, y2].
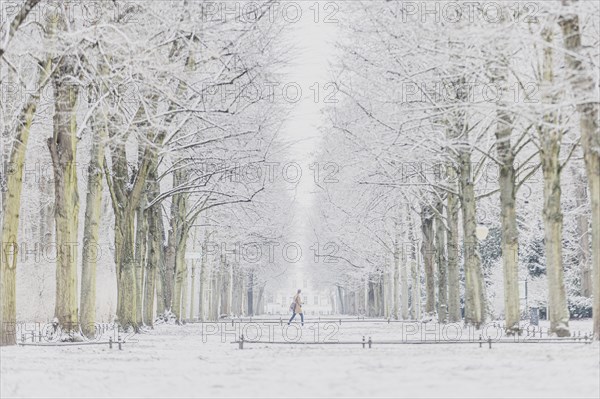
[280, 317, 282, 326]
[488, 337, 492, 349]
[239, 334, 245, 350]
[31, 331, 35, 342]
[368, 337, 372, 349]
[387, 318, 390, 324]
[38, 331, 42, 343]
[21, 334, 25, 343]
[479, 335, 482, 348]
[118, 336, 122, 350]
[362, 336, 365, 349]
[232, 319, 234, 327]
[339, 318, 342, 326]
[109, 337, 113, 349]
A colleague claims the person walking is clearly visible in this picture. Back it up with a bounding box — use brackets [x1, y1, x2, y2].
[288, 289, 304, 326]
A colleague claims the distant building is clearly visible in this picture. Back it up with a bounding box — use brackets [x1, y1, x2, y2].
[263, 280, 335, 315]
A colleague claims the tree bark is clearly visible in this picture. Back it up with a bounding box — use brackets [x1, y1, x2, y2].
[493, 67, 521, 334]
[134, 172, 147, 327]
[392, 222, 400, 319]
[48, 54, 80, 332]
[435, 199, 448, 322]
[539, 27, 570, 337]
[421, 205, 436, 316]
[459, 148, 486, 327]
[80, 85, 108, 338]
[446, 168, 461, 322]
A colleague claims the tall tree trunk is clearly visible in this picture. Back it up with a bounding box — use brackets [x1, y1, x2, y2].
[400, 252, 409, 320]
[446, 169, 461, 322]
[113, 210, 138, 330]
[0, 31, 54, 346]
[571, 168, 592, 297]
[539, 27, 570, 337]
[459, 148, 486, 327]
[80, 87, 108, 338]
[559, 0, 600, 339]
[220, 259, 230, 316]
[189, 260, 196, 320]
[337, 285, 345, 315]
[435, 199, 448, 322]
[198, 232, 208, 320]
[144, 161, 162, 326]
[421, 205, 436, 316]
[256, 282, 265, 316]
[48, 54, 80, 332]
[181, 265, 188, 322]
[247, 271, 254, 315]
[493, 67, 521, 334]
[172, 225, 188, 322]
[134, 192, 147, 327]
[392, 222, 400, 319]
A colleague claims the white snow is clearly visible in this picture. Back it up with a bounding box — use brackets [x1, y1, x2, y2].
[1, 318, 598, 398]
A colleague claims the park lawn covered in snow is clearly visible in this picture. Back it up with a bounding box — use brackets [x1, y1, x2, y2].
[1, 319, 598, 398]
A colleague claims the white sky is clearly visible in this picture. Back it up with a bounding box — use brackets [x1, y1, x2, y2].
[279, 1, 339, 289]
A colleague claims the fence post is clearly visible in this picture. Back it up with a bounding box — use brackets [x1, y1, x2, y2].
[38, 331, 42, 343]
[109, 337, 113, 349]
[488, 337, 492, 349]
[118, 337, 122, 350]
[368, 337, 372, 349]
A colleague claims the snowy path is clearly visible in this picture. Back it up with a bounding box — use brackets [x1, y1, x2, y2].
[1, 319, 598, 398]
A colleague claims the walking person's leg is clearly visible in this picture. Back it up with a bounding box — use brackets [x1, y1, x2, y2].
[288, 313, 296, 325]
[300, 313, 304, 326]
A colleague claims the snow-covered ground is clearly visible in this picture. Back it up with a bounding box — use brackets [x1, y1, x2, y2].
[1, 318, 598, 398]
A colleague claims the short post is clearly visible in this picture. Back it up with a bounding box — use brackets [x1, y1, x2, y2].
[239, 334, 245, 350]
[279, 317, 282, 326]
[232, 319, 234, 327]
[387, 318, 390, 324]
[479, 335, 482, 348]
[21, 333, 25, 343]
[31, 331, 35, 342]
[488, 337, 492, 349]
[339, 318, 342, 326]
[109, 337, 113, 349]
[118, 336, 122, 350]
[38, 331, 42, 343]
[362, 336, 365, 348]
[368, 337, 372, 349]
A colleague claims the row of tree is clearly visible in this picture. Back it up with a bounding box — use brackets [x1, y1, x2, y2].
[1, 0, 291, 345]
[315, 0, 598, 338]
